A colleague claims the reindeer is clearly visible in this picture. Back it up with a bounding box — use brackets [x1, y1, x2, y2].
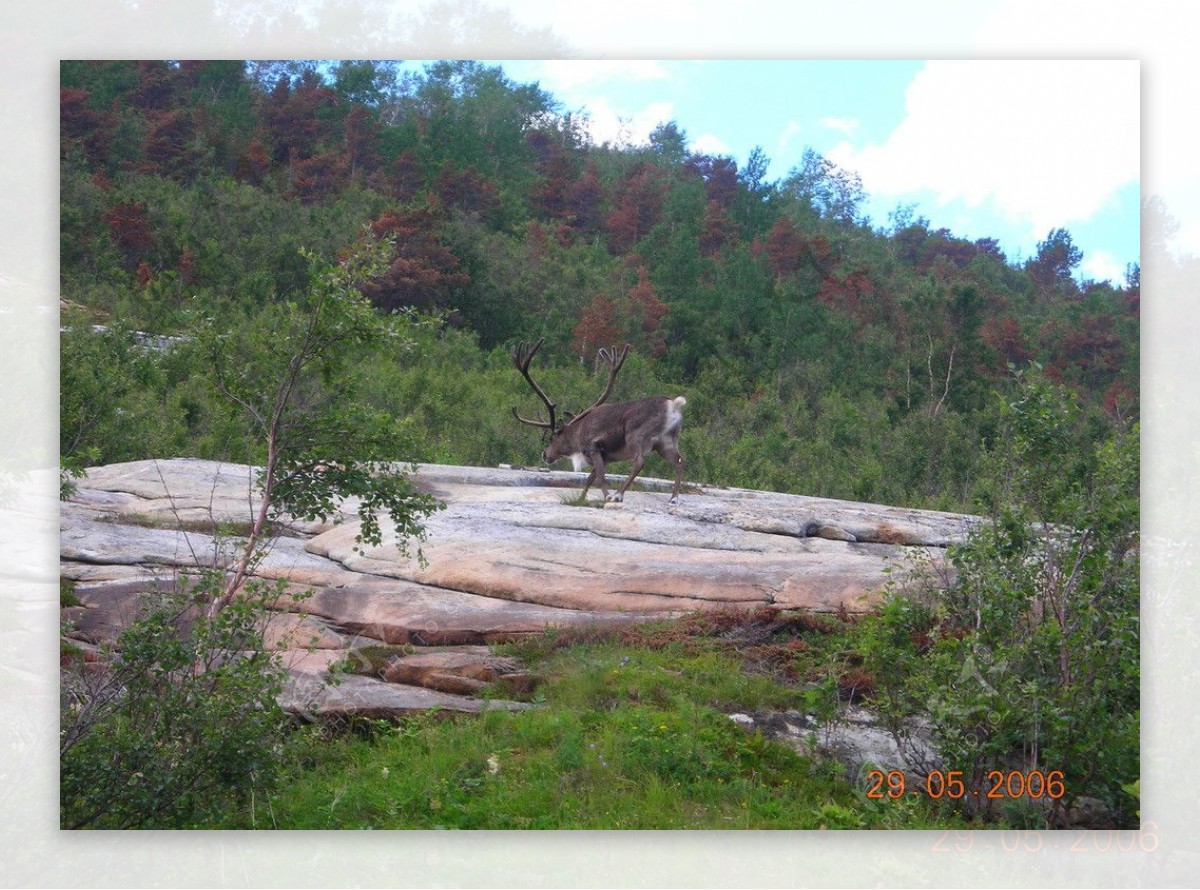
[511, 338, 687, 504]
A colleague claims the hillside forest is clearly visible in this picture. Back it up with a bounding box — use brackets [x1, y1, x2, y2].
[59, 59, 1139, 513]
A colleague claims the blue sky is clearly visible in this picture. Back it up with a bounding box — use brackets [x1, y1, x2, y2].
[460, 59, 1140, 285]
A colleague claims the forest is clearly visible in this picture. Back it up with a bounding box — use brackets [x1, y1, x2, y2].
[58, 60, 1140, 830]
[59, 59, 1138, 511]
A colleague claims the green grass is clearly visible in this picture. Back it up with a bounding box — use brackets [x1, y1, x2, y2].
[559, 492, 607, 507]
[223, 610, 975, 830]
[61, 577, 82, 608]
[97, 512, 303, 539]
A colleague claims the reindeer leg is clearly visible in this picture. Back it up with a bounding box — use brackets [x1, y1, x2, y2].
[657, 440, 685, 504]
[579, 465, 600, 501]
[584, 443, 608, 501]
[611, 452, 647, 503]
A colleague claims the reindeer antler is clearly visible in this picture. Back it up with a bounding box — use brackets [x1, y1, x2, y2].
[511, 338, 557, 430]
[567, 344, 631, 426]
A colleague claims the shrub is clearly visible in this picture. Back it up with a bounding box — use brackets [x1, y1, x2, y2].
[60, 573, 292, 829]
[860, 369, 1139, 825]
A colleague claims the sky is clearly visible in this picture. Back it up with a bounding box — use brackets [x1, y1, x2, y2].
[473, 58, 1142, 286]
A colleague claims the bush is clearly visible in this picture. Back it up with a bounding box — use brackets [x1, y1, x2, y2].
[59, 311, 188, 468]
[60, 574, 292, 829]
[859, 369, 1139, 825]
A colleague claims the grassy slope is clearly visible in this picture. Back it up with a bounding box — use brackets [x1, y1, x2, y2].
[227, 611, 975, 830]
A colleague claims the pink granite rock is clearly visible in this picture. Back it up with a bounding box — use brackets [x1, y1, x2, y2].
[61, 459, 977, 720]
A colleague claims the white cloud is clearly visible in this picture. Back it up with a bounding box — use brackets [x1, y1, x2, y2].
[1081, 250, 1130, 286]
[777, 120, 802, 155]
[827, 60, 1139, 241]
[690, 133, 731, 156]
[575, 98, 674, 149]
[822, 117, 859, 137]
[521, 60, 675, 150]
[971, 1, 1196, 258]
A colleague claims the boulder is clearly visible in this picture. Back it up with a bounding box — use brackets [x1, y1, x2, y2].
[280, 670, 536, 720]
[61, 459, 979, 720]
[378, 645, 531, 695]
[733, 705, 943, 786]
[284, 577, 673, 646]
[303, 492, 954, 615]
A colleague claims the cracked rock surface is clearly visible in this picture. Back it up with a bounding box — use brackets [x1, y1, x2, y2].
[61, 459, 980, 719]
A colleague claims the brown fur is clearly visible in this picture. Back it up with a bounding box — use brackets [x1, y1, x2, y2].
[545, 395, 686, 503]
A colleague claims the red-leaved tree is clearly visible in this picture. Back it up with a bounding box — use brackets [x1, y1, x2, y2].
[765, 216, 803, 278]
[103, 201, 155, 271]
[572, 293, 624, 361]
[627, 265, 668, 356]
[605, 164, 665, 255]
[361, 198, 470, 314]
[699, 199, 738, 258]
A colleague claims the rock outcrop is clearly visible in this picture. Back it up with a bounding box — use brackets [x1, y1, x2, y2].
[60, 458, 981, 719]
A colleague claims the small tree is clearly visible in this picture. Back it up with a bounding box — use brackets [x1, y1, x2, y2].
[782, 148, 868, 227]
[60, 230, 444, 827]
[193, 228, 442, 614]
[1028, 227, 1083, 294]
[59, 312, 188, 480]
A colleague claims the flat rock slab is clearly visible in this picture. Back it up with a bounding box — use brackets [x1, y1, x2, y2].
[286, 578, 671, 645]
[62, 459, 980, 719]
[70, 458, 340, 533]
[280, 670, 537, 719]
[61, 509, 362, 587]
[305, 469, 970, 614]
